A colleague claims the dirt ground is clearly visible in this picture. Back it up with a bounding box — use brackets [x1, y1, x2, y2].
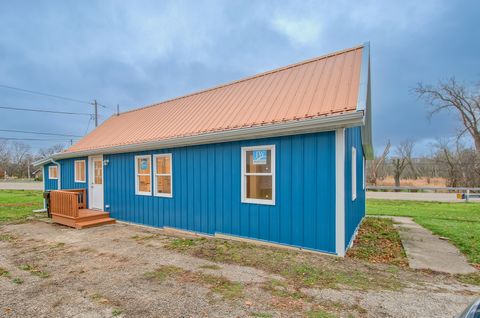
[0, 220, 478, 318]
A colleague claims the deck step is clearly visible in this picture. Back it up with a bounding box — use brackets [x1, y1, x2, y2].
[77, 210, 111, 222]
[75, 218, 116, 229]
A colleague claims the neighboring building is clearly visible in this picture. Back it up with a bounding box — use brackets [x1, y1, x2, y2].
[34, 43, 372, 256]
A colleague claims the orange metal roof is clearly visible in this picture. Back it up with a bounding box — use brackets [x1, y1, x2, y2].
[66, 45, 364, 154]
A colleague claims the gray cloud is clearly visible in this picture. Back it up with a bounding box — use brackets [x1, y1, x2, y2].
[0, 0, 478, 155]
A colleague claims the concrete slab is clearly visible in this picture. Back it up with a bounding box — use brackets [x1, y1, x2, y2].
[392, 216, 476, 274]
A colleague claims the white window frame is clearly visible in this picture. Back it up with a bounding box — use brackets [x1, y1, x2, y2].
[74, 160, 86, 183]
[241, 145, 275, 205]
[48, 165, 58, 180]
[135, 155, 152, 196]
[352, 147, 357, 201]
[153, 153, 173, 198]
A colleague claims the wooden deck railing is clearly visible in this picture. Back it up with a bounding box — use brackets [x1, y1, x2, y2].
[50, 189, 86, 218]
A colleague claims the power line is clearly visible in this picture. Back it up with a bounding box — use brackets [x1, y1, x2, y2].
[0, 129, 82, 138]
[0, 137, 80, 141]
[0, 84, 91, 105]
[0, 105, 92, 116]
[0, 83, 115, 110]
[84, 117, 92, 135]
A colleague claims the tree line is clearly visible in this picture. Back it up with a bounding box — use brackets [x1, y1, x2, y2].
[369, 77, 480, 188]
[0, 141, 65, 180]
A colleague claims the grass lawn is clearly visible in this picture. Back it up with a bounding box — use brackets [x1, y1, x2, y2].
[0, 190, 43, 222]
[367, 199, 480, 267]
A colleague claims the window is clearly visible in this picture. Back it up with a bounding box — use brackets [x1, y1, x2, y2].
[135, 155, 152, 195]
[153, 154, 172, 197]
[74, 160, 86, 183]
[48, 165, 58, 179]
[352, 147, 357, 201]
[241, 145, 275, 205]
[93, 159, 103, 184]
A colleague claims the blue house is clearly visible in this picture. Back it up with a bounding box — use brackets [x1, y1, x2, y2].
[35, 43, 372, 256]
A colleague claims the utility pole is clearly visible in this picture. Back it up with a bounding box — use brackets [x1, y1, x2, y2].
[117, 104, 120, 116]
[93, 99, 98, 127]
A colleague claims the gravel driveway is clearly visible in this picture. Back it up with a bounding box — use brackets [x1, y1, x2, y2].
[0, 220, 478, 318]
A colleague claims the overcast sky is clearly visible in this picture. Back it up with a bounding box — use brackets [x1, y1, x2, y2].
[0, 0, 479, 155]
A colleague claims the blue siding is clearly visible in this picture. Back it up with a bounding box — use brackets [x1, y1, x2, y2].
[59, 157, 89, 190]
[344, 126, 366, 248]
[44, 159, 89, 205]
[44, 163, 58, 190]
[104, 131, 337, 253]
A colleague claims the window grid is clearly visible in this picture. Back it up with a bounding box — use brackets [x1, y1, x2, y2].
[153, 153, 173, 198]
[48, 166, 58, 179]
[241, 145, 275, 205]
[135, 155, 152, 196]
[74, 160, 86, 183]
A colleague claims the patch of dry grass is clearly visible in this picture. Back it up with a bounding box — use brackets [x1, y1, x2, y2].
[198, 264, 222, 270]
[0, 233, 16, 241]
[19, 264, 50, 278]
[456, 272, 480, 286]
[346, 217, 408, 267]
[0, 267, 10, 278]
[166, 237, 403, 291]
[144, 265, 243, 299]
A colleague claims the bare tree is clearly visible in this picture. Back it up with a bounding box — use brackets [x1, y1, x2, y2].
[391, 139, 415, 187]
[415, 78, 480, 151]
[0, 140, 10, 178]
[9, 142, 32, 178]
[367, 140, 390, 185]
[37, 144, 66, 159]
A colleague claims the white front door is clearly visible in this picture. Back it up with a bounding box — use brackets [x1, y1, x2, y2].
[89, 156, 104, 210]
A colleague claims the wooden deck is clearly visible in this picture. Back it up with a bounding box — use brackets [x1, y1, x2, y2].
[49, 189, 115, 229]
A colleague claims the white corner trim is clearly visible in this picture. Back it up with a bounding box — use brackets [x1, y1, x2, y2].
[335, 128, 346, 257]
[352, 146, 357, 201]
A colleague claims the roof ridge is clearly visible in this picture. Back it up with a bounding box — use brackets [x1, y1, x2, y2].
[119, 43, 364, 116]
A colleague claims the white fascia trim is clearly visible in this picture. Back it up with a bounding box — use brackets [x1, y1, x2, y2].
[335, 128, 346, 257]
[356, 41, 370, 112]
[46, 111, 364, 161]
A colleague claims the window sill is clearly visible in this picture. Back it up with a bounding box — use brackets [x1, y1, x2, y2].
[135, 192, 152, 196]
[242, 198, 275, 206]
[154, 193, 173, 198]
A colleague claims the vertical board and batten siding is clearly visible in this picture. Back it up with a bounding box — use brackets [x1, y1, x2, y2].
[44, 163, 58, 190]
[44, 159, 89, 207]
[59, 157, 89, 190]
[104, 131, 337, 253]
[344, 126, 366, 248]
